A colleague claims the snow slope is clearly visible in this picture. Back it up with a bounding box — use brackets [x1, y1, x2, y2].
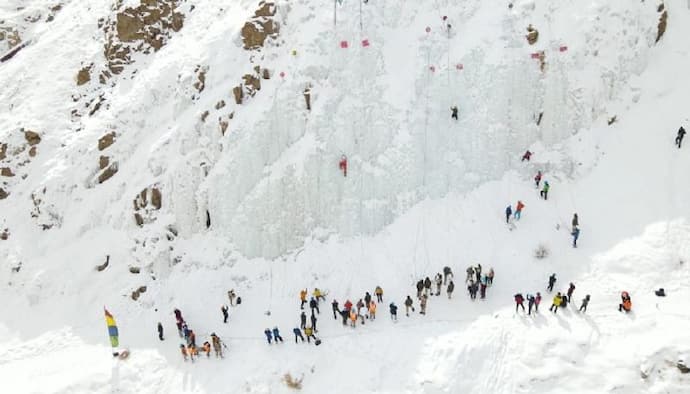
[0, 0, 689, 393]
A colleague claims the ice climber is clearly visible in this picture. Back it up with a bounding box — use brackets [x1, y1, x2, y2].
[521, 150, 532, 161]
[416, 279, 424, 299]
[505, 205, 512, 223]
[514, 293, 525, 313]
[534, 171, 542, 188]
[447, 280, 455, 299]
[332, 299, 339, 319]
[157, 322, 164, 341]
[451, 106, 458, 120]
[435, 273, 443, 296]
[540, 181, 550, 200]
[423, 277, 432, 297]
[677, 126, 686, 148]
[547, 273, 557, 292]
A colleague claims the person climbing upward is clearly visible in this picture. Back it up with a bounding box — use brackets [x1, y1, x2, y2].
[451, 106, 458, 120]
[676, 126, 686, 148]
[579, 295, 590, 313]
[540, 181, 550, 200]
[339, 155, 347, 177]
[521, 150, 532, 161]
[572, 213, 579, 229]
[534, 171, 542, 188]
[157, 322, 164, 341]
[572, 227, 580, 248]
[514, 200, 525, 220]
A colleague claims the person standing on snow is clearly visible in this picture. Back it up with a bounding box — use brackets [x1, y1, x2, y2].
[567, 283, 576, 303]
[535, 292, 542, 312]
[572, 213, 579, 230]
[202, 341, 212, 358]
[389, 302, 398, 321]
[375, 286, 384, 302]
[466, 266, 475, 283]
[420, 294, 428, 315]
[227, 289, 237, 306]
[475, 264, 482, 283]
[331, 299, 339, 320]
[619, 291, 632, 312]
[299, 289, 308, 309]
[572, 227, 580, 248]
[300, 311, 307, 329]
[435, 273, 443, 296]
[468, 280, 479, 300]
[514, 200, 525, 220]
[550, 292, 562, 313]
[480, 275, 488, 299]
[443, 266, 454, 284]
[349, 309, 358, 327]
[676, 126, 686, 148]
[547, 273, 557, 292]
[157, 322, 164, 341]
[487, 268, 495, 286]
[514, 293, 526, 313]
[304, 326, 317, 343]
[221, 305, 229, 323]
[310, 313, 318, 332]
[451, 106, 459, 120]
[579, 295, 591, 313]
[309, 297, 320, 315]
[368, 301, 377, 320]
[340, 309, 349, 326]
[211, 333, 224, 358]
[540, 181, 550, 200]
[404, 296, 415, 316]
[423, 277, 432, 297]
[272, 327, 284, 343]
[447, 280, 455, 299]
[364, 292, 372, 308]
[180, 344, 188, 361]
[293, 327, 305, 343]
[416, 279, 424, 299]
[505, 205, 512, 223]
[521, 150, 532, 161]
[534, 171, 542, 188]
[527, 294, 536, 315]
[313, 288, 326, 303]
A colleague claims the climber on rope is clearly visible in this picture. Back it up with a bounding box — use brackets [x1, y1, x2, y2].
[451, 106, 459, 120]
[521, 150, 532, 162]
[618, 291, 632, 313]
[677, 126, 686, 148]
[339, 155, 347, 177]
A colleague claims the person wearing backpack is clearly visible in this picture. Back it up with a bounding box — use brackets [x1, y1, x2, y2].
[389, 302, 398, 321]
[550, 292, 562, 314]
[375, 286, 384, 302]
[404, 296, 415, 316]
[514, 293, 525, 313]
[447, 280, 455, 299]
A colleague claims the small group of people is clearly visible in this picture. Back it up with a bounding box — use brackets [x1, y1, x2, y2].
[464, 264, 494, 301]
[173, 308, 226, 362]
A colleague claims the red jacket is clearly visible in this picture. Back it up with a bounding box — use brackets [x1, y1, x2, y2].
[516, 201, 525, 211]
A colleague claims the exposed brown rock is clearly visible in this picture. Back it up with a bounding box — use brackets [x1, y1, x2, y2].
[1, 167, 14, 177]
[0, 188, 8, 199]
[28, 146, 37, 157]
[24, 130, 41, 146]
[215, 100, 226, 110]
[233, 85, 244, 104]
[131, 285, 147, 300]
[98, 132, 116, 151]
[262, 68, 270, 79]
[0, 143, 6, 160]
[526, 25, 539, 45]
[219, 119, 229, 135]
[243, 73, 261, 95]
[134, 212, 144, 226]
[656, 9, 668, 43]
[254, 1, 276, 17]
[98, 163, 118, 183]
[151, 187, 162, 209]
[76, 64, 93, 86]
[241, 2, 279, 50]
[201, 110, 209, 122]
[193, 65, 206, 93]
[99, 155, 110, 170]
[0, 229, 8, 240]
[129, 266, 141, 274]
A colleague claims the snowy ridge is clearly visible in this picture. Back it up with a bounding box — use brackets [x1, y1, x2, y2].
[1, 0, 690, 393]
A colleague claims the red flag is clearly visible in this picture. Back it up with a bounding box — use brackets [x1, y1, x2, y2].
[559, 45, 568, 52]
[456, 63, 464, 70]
[279, 71, 285, 78]
[530, 52, 541, 59]
[425, 26, 431, 33]
[361, 39, 370, 47]
[340, 41, 349, 48]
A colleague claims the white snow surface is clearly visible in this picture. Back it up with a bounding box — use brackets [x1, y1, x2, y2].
[1, 0, 689, 393]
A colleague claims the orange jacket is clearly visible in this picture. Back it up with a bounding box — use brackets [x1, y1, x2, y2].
[300, 290, 307, 301]
[516, 201, 525, 211]
[369, 302, 377, 313]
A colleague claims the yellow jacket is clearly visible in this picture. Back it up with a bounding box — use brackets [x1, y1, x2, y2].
[553, 295, 562, 306]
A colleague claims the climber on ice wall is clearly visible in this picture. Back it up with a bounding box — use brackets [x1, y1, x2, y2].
[339, 155, 347, 177]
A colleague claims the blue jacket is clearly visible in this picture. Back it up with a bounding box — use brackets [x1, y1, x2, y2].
[572, 228, 580, 238]
[264, 329, 272, 339]
[389, 304, 398, 314]
[272, 328, 280, 337]
[293, 328, 302, 335]
[505, 206, 512, 215]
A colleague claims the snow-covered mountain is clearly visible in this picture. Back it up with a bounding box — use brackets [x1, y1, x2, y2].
[1, 0, 689, 393]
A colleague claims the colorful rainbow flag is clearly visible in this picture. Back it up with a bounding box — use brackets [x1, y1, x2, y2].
[104, 308, 119, 348]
